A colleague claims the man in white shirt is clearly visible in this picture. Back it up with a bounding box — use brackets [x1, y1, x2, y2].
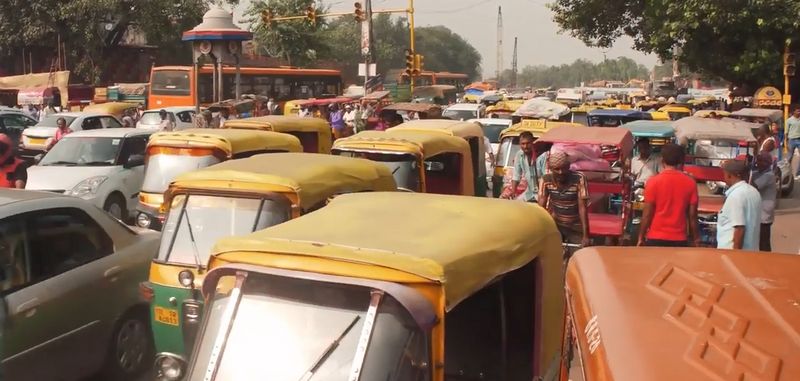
[343, 104, 356, 132]
[631, 138, 660, 186]
[157, 109, 175, 131]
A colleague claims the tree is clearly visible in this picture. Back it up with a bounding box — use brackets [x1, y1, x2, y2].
[246, 0, 328, 67]
[414, 26, 482, 80]
[0, 0, 215, 83]
[506, 57, 649, 88]
[549, 0, 800, 88]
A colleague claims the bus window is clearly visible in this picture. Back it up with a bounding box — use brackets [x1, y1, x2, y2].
[152, 70, 191, 96]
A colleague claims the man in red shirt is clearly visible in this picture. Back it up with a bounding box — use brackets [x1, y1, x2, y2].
[637, 143, 700, 247]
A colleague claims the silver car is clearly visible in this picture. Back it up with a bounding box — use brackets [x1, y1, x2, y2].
[0, 189, 159, 380]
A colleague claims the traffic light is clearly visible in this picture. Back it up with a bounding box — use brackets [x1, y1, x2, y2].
[305, 6, 316, 25]
[785, 52, 796, 77]
[354, 2, 364, 22]
[413, 54, 424, 75]
[260, 9, 274, 28]
[404, 49, 414, 76]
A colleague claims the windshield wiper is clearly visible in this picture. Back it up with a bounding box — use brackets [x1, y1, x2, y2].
[298, 316, 361, 381]
[180, 206, 205, 271]
[81, 161, 113, 166]
[44, 160, 77, 166]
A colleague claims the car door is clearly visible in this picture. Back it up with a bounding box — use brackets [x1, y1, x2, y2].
[2, 207, 118, 381]
[176, 110, 196, 130]
[100, 116, 122, 129]
[116, 136, 149, 211]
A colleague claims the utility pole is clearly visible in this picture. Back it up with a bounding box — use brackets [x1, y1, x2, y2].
[783, 40, 795, 151]
[496, 6, 503, 80]
[511, 37, 518, 89]
[408, 0, 416, 93]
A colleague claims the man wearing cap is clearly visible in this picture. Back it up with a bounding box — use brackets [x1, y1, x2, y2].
[717, 160, 761, 250]
[343, 104, 357, 135]
[538, 150, 590, 247]
[750, 153, 776, 251]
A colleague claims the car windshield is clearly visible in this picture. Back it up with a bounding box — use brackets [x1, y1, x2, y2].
[141, 153, 221, 193]
[138, 112, 163, 125]
[188, 274, 428, 381]
[334, 150, 421, 191]
[36, 115, 76, 128]
[40, 137, 122, 166]
[158, 195, 290, 265]
[443, 109, 477, 121]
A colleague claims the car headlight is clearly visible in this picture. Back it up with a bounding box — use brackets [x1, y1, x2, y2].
[67, 176, 108, 198]
[155, 354, 185, 381]
[136, 212, 152, 228]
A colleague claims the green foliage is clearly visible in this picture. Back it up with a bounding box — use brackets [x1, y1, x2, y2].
[246, 0, 328, 66]
[313, 14, 482, 82]
[504, 57, 649, 88]
[0, 0, 214, 83]
[549, 0, 800, 87]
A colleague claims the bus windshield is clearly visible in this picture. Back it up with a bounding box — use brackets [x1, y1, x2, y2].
[151, 70, 191, 96]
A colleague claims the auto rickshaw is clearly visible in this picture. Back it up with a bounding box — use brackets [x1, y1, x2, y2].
[587, 109, 652, 127]
[382, 102, 444, 119]
[145, 153, 397, 378]
[181, 192, 564, 381]
[492, 120, 581, 198]
[729, 107, 784, 142]
[561, 246, 800, 381]
[693, 109, 730, 118]
[332, 130, 475, 195]
[534, 126, 634, 244]
[569, 104, 607, 126]
[674, 117, 758, 246]
[657, 104, 693, 120]
[389, 119, 488, 196]
[83, 101, 138, 120]
[222, 115, 332, 153]
[135, 129, 303, 230]
[486, 99, 524, 119]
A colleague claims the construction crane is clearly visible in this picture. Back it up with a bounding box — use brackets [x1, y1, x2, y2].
[511, 37, 518, 89]
[496, 6, 503, 80]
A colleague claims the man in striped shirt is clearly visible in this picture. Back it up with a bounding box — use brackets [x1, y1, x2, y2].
[537, 150, 590, 247]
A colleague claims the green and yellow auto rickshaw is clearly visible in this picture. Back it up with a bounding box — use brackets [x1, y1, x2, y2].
[180, 192, 564, 381]
[144, 153, 397, 378]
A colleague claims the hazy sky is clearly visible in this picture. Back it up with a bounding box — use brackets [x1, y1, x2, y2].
[231, 0, 660, 78]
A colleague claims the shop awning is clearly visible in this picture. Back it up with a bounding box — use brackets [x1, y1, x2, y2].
[17, 87, 58, 105]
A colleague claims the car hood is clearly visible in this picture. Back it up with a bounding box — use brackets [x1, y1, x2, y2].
[26, 165, 120, 191]
[23, 126, 57, 138]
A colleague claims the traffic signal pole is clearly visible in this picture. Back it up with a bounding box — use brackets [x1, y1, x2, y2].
[408, 0, 415, 93]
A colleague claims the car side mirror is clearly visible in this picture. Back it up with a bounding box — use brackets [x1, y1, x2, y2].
[124, 154, 145, 168]
[33, 153, 43, 164]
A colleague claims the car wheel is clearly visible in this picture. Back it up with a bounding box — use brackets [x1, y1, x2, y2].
[104, 193, 127, 221]
[102, 309, 154, 380]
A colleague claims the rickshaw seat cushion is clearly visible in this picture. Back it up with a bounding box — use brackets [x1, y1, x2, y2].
[588, 213, 624, 236]
[698, 196, 724, 214]
[587, 181, 624, 195]
[684, 165, 724, 182]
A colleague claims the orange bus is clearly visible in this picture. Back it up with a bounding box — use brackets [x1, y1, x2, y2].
[148, 65, 343, 108]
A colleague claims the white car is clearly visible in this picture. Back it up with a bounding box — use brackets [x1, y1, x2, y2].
[136, 107, 196, 131]
[25, 128, 151, 221]
[443, 103, 486, 121]
[0, 189, 158, 381]
[20, 112, 123, 158]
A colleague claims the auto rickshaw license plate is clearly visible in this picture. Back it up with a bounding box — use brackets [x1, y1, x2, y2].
[154, 307, 179, 326]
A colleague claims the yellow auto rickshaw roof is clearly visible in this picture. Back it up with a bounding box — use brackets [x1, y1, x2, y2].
[333, 130, 471, 158]
[499, 119, 580, 139]
[486, 100, 524, 113]
[171, 153, 397, 209]
[212, 192, 561, 309]
[147, 128, 302, 157]
[658, 105, 692, 113]
[566, 247, 800, 380]
[223, 115, 330, 133]
[389, 119, 484, 140]
[83, 101, 137, 114]
[693, 109, 730, 118]
[649, 111, 670, 121]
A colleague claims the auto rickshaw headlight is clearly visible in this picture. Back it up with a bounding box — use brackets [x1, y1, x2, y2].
[155, 355, 185, 381]
[178, 270, 195, 288]
[136, 213, 151, 228]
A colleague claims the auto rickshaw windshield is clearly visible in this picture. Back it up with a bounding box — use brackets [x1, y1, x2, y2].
[189, 274, 428, 381]
[142, 151, 221, 193]
[157, 194, 291, 265]
[334, 150, 422, 192]
[495, 137, 520, 168]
